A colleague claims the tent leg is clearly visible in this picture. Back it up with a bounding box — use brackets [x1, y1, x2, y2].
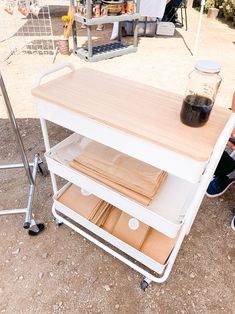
[193, 0, 205, 57]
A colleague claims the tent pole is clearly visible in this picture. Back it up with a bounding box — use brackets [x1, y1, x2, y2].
[193, 0, 205, 57]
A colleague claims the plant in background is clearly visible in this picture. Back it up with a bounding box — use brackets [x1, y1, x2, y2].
[215, 0, 224, 7]
[61, 15, 71, 39]
[205, 0, 216, 10]
[59, 15, 71, 55]
[222, 0, 235, 17]
[205, 0, 223, 9]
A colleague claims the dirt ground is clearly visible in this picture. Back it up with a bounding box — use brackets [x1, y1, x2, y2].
[0, 5, 235, 314]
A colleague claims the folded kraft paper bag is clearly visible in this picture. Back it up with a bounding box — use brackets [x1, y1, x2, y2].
[112, 212, 150, 250]
[70, 141, 167, 205]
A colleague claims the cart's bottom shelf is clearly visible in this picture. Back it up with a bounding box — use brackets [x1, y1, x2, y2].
[74, 42, 137, 62]
[54, 183, 179, 275]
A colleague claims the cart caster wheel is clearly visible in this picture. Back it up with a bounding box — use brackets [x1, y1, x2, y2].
[37, 162, 48, 177]
[140, 280, 149, 291]
[54, 218, 63, 226]
[23, 221, 30, 229]
[28, 223, 45, 236]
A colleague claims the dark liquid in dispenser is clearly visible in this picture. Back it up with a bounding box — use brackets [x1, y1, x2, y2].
[180, 94, 213, 127]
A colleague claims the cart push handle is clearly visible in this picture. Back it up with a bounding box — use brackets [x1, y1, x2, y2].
[32, 62, 75, 88]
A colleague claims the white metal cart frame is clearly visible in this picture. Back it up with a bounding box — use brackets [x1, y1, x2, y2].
[32, 62, 235, 288]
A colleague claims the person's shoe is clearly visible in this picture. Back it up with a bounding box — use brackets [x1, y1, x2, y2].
[206, 175, 235, 197]
[174, 20, 183, 27]
[231, 216, 235, 231]
[96, 24, 104, 31]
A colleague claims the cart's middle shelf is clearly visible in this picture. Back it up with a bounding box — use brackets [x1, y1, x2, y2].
[45, 133, 198, 238]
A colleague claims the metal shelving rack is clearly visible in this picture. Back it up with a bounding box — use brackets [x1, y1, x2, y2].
[71, 0, 140, 62]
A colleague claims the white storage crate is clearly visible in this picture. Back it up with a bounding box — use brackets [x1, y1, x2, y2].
[156, 22, 175, 36]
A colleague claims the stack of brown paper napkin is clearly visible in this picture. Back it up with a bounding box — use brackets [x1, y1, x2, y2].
[70, 142, 167, 206]
[58, 184, 112, 227]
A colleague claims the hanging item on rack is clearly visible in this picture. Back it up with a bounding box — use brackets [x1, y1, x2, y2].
[4, 0, 40, 17]
[4, 0, 17, 15]
[30, 0, 41, 18]
[93, 1, 101, 17]
[101, 3, 108, 15]
[0, 0, 55, 58]
[126, 0, 134, 14]
[18, 0, 30, 16]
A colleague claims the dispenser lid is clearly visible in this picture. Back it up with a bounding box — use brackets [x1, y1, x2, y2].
[195, 60, 221, 73]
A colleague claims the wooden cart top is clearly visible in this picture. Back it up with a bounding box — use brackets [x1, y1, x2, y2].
[32, 68, 231, 161]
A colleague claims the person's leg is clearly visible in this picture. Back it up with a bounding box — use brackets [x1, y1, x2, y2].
[162, 2, 176, 22]
[111, 22, 119, 40]
[206, 151, 235, 197]
[214, 151, 235, 176]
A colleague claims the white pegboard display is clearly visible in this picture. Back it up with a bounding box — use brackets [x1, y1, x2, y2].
[0, 0, 55, 59]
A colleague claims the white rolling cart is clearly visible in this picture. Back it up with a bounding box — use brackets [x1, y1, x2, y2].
[32, 62, 235, 289]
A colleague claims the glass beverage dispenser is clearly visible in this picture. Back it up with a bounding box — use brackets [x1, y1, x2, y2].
[180, 60, 222, 127]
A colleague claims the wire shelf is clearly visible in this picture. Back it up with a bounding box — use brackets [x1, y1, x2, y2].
[0, 0, 55, 60]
